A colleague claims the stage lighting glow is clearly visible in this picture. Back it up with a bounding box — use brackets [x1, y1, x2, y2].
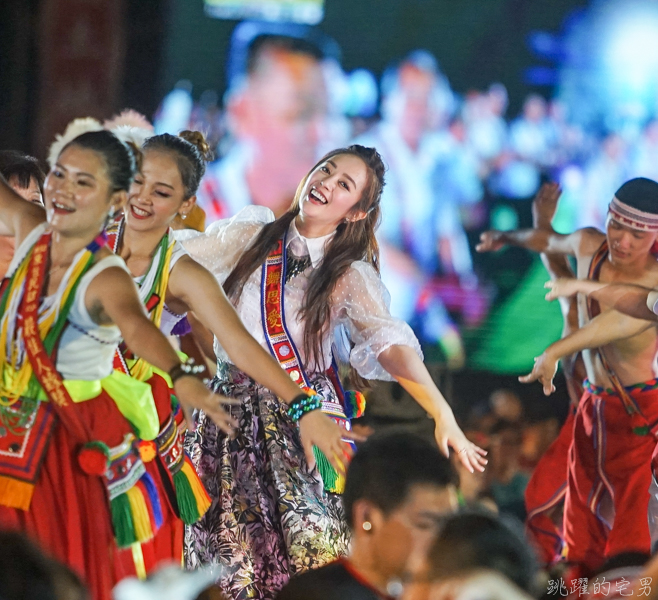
[605, 11, 658, 99]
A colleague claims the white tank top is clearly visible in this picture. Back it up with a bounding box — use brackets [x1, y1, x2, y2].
[5, 223, 128, 380]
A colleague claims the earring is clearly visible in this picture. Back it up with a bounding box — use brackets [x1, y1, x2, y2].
[362, 521, 372, 532]
[180, 212, 187, 220]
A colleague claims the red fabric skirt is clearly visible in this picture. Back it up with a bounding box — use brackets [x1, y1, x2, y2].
[0, 391, 132, 600]
[525, 408, 575, 565]
[564, 381, 658, 572]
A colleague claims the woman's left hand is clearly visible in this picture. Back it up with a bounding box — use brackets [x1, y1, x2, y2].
[434, 413, 487, 474]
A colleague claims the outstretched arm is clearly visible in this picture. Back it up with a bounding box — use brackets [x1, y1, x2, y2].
[168, 256, 362, 474]
[546, 278, 658, 322]
[378, 345, 487, 473]
[519, 309, 654, 394]
[86, 264, 238, 434]
[476, 226, 589, 257]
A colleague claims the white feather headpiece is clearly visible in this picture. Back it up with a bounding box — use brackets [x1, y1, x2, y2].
[47, 117, 103, 168]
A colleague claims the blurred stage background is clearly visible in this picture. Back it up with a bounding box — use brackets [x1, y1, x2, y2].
[4, 0, 658, 515]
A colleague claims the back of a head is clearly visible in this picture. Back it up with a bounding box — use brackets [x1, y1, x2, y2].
[0, 531, 87, 600]
[0, 150, 46, 193]
[426, 511, 538, 594]
[342, 431, 457, 528]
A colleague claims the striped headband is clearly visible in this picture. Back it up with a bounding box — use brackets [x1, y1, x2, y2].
[608, 195, 658, 232]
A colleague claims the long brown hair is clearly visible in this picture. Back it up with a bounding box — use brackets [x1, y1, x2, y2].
[224, 145, 386, 379]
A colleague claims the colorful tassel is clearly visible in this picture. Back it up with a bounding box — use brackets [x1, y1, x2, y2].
[313, 446, 345, 494]
[126, 486, 154, 543]
[172, 455, 211, 524]
[110, 493, 137, 548]
[138, 472, 163, 530]
[344, 390, 366, 419]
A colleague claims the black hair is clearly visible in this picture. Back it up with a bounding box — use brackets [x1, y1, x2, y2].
[0, 531, 88, 600]
[342, 431, 458, 529]
[143, 131, 212, 199]
[615, 177, 658, 214]
[63, 130, 139, 193]
[247, 34, 324, 76]
[0, 150, 46, 194]
[427, 511, 538, 594]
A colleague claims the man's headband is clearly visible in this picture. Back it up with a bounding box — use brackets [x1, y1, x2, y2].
[608, 195, 658, 232]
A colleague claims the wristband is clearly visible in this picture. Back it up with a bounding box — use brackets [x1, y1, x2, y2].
[287, 393, 322, 422]
[169, 358, 205, 385]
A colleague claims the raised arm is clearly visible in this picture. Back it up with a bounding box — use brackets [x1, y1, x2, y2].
[519, 309, 654, 395]
[546, 278, 658, 322]
[0, 175, 45, 242]
[86, 263, 238, 434]
[167, 255, 362, 474]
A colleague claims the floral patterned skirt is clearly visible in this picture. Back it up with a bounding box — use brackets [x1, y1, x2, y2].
[184, 363, 350, 600]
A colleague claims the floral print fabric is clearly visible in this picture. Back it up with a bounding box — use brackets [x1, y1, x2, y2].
[185, 364, 350, 600]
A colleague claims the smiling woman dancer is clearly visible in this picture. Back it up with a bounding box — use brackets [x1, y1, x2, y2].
[0, 130, 238, 600]
[180, 144, 487, 600]
[103, 129, 353, 576]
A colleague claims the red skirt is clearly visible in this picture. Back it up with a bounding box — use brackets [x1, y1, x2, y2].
[0, 390, 133, 600]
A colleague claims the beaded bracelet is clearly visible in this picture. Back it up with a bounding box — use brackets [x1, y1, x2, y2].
[287, 393, 323, 422]
[169, 358, 205, 385]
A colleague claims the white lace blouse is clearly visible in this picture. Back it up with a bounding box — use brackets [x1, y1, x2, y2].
[175, 206, 422, 380]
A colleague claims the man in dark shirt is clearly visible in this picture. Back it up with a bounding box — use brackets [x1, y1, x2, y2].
[276, 431, 459, 600]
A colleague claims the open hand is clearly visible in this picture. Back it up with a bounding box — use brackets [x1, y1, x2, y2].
[476, 231, 506, 253]
[519, 351, 558, 395]
[298, 410, 366, 475]
[173, 376, 239, 435]
[434, 413, 488, 474]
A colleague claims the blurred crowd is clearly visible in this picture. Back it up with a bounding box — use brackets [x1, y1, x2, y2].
[154, 24, 658, 366]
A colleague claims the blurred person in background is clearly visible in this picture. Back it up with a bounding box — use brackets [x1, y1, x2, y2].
[197, 33, 329, 220]
[276, 431, 459, 600]
[0, 150, 45, 279]
[355, 50, 471, 365]
[0, 531, 88, 600]
[579, 132, 629, 228]
[403, 511, 539, 600]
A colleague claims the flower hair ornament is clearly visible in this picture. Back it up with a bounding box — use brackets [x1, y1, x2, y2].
[47, 117, 104, 168]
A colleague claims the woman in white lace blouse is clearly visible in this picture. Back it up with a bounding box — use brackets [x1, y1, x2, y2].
[178, 145, 486, 600]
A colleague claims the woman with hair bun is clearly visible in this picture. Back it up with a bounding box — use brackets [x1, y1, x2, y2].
[103, 129, 345, 577]
[0, 129, 238, 600]
[179, 144, 487, 600]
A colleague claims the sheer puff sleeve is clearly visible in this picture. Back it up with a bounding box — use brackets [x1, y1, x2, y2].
[173, 206, 274, 285]
[332, 261, 423, 381]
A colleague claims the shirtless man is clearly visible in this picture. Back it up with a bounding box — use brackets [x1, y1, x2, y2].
[477, 177, 658, 573]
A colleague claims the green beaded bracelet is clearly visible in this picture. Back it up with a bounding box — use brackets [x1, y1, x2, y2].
[287, 393, 323, 422]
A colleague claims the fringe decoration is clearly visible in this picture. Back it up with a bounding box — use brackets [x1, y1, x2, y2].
[172, 455, 211, 524]
[126, 486, 153, 543]
[110, 493, 137, 548]
[0, 475, 34, 511]
[313, 446, 345, 494]
[137, 472, 163, 530]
